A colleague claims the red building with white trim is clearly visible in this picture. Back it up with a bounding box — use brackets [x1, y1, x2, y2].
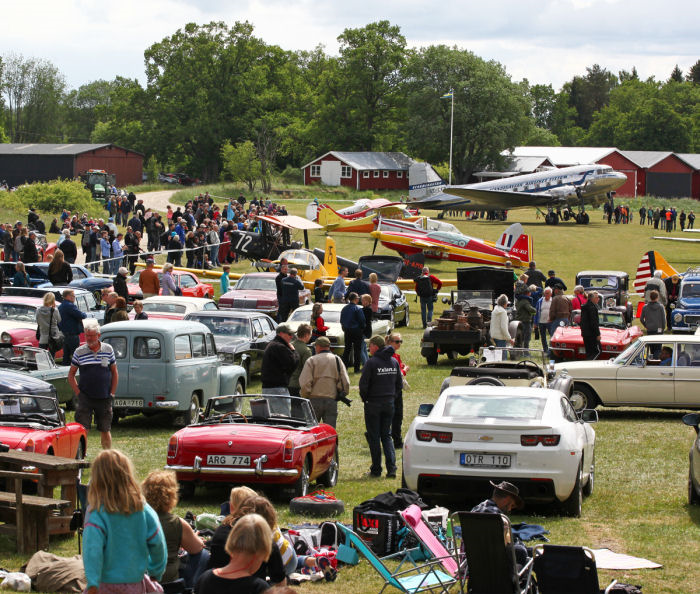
[301, 151, 412, 191]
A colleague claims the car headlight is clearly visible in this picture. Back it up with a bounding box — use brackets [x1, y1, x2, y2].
[605, 297, 616, 308]
[1, 332, 11, 343]
[674, 312, 683, 323]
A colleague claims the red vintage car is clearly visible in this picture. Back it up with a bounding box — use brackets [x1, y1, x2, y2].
[127, 270, 214, 301]
[0, 394, 87, 458]
[218, 272, 310, 318]
[166, 394, 338, 498]
[550, 309, 643, 361]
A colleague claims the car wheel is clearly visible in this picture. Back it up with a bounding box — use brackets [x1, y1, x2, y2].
[179, 481, 195, 499]
[569, 384, 597, 413]
[561, 464, 583, 517]
[289, 494, 344, 516]
[175, 394, 200, 427]
[293, 457, 311, 498]
[75, 439, 86, 481]
[235, 380, 245, 395]
[689, 470, 700, 505]
[318, 449, 339, 487]
[425, 349, 438, 365]
[583, 454, 594, 497]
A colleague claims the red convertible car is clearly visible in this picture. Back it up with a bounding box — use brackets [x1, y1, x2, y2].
[127, 269, 214, 301]
[0, 394, 87, 458]
[550, 309, 643, 361]
[166, 395, 338, 498]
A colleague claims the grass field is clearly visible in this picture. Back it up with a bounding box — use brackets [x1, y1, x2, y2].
[2, 195, 700, 593]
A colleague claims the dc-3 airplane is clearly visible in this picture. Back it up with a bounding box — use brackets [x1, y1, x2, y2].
[370, 219, 533, 268]
[409, 164, 627, 226]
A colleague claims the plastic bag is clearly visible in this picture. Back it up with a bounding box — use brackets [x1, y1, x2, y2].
[0, 572, 32, 592]
[195, 513, 223, 531]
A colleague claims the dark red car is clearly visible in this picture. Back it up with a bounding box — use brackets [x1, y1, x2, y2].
[218, 272, 310, 318]
[166, 395, 338, 498]
[0, 394, 87, 458]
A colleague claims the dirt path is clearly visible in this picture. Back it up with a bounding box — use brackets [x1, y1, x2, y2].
[136, 189, 178, 213]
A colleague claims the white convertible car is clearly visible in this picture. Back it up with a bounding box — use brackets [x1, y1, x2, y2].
[556, 335, 700, 412]
[402, 386, 597, 517]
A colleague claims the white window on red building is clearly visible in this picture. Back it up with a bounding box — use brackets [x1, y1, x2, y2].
[383, 170, 389, 178]
[396, 171, 403, 178]
[363, 171, 370, 178]
[373, 170, 380, 178]
[341, 165, 352, 178]
[310, 165, 321, 177]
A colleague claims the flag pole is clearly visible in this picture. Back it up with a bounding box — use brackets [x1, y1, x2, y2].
[448, 90, 454, 185]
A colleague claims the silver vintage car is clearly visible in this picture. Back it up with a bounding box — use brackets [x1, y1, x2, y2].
[100, 320, 247, 426]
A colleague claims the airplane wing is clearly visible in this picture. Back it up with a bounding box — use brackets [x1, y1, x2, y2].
[442, 187, 557, 209]
[410, 238, 449, 252]
[653, 236, 700, 243]
[256, 214, 322, 230]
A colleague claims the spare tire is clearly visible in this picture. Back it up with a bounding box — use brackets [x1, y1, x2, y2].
[466, 377, 505, 386]
[289, 494, 345, 517]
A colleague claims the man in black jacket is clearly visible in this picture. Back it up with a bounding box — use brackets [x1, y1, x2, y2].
[261, 324, 299, 416]
[60, 232, 78, 264]
[580, 291, 600, 360]
[22, 232, 39, 263]
[359, 336, 402, 478]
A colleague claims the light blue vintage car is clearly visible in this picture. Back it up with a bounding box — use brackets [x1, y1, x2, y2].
[100, 320, 247, 426]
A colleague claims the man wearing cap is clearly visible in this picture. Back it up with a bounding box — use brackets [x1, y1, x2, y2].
[472, 481, 529, 566]
[544, 270, 567, 291]
[139, 259, 160, 298]
[524, 262, 546, 289]
[299, 336, 350, 428]
[279, 268, 304, 322]
[261, 324, 299, 397]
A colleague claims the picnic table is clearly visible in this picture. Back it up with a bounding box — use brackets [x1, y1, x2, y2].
[0, 450, 89, 552]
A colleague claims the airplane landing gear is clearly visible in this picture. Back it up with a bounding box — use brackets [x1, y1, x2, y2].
[545, 211, 559, 225]
[575, 212, 590, 224]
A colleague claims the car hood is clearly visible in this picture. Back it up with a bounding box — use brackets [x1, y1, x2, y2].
[223, 290, 276, 301]
[0, 370, 55, 393]
[358, 256, 403, 283]
[213, 336, 248, 350]
[678, 297, 700, 309]
[0, 426, 40, 449]
[177, 424, 294, 455]
[555, 359, 617, 374]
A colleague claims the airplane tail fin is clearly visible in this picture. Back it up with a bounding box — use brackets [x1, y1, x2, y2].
[633, 250, 678, 294]
[323, 236, 338, 278]
[305, 201, 320, 222]
[496, 223, 532, 265]
[317, 205, 351, 229]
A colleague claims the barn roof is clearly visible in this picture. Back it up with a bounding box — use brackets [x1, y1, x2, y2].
[301, 151, 412, 171]
[475, 155, 552, 178]
[619, 150, 674, 168]
[0, 143, 143, 157]
[507, 146, 618, 166]
[671, 153, 700, 171]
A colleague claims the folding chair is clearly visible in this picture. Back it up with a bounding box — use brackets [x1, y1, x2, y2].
[532, 544, 617, 594]
[450, 511, 534, 594]
[398, 505, 461, 579]
[336, 523, 456, 594]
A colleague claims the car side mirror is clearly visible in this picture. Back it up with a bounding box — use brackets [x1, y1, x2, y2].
[683, 412, 700, 434]
[418, 403, 433, 416]
[580, 409, 598, 423]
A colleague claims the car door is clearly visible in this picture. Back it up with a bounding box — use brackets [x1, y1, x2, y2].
[249, 318, 266, 374]
[673, 342, 700, 406]
[179, 274, 198, 296]
[190, 332, 218, 402]
[128, 334, 165, 402]
[560, 397, 591, 472]
[101, 334, 129, 398]
[616, 340, 675, 405]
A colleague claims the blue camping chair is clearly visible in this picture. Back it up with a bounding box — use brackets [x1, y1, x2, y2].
[336, 523, 457, 594]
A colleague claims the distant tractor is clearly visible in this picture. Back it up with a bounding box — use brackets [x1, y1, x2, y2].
[80, 169, 115, 201]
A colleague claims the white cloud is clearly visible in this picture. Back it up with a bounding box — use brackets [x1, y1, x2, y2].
[2, 0, 698, 90]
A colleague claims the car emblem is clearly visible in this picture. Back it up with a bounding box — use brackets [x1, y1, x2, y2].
[479, 435, 494, 441]
[228, 441, 233, 446]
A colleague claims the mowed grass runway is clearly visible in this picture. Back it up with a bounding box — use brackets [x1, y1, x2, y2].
[3, 202, 700, 593]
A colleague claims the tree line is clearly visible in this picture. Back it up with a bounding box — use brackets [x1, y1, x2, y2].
[1, 21, 700, 184]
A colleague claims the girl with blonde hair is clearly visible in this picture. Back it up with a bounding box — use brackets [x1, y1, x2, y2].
[35, 291, 62, 356]
[48, 248, 73, 285]
[83, 450, 167, 594]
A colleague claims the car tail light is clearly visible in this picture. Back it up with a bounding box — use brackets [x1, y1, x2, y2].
[167, 436, 178, 458]
[416, 430, 453, 443]
[521, 435, 561, 446]
[283, 439, 294, 463]
[23, 439, 35, 453]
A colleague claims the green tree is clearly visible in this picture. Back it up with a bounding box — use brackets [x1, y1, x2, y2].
[618, 67, 639, 82]
[144, 155, 161, 183]
[687, 60, 700, 84]
[617, 98, 692, 151]
[528, 83, 557, 130]
[220, 140, 261, 191]
[404, 45, 531, 183]
[669, 65, 684, 83]
[62, 79, 114, 142]
[564, 64, 618, 130]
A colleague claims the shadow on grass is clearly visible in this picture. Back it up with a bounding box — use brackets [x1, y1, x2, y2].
[685, 503, 700, 526]
[597, 408, 693, 422]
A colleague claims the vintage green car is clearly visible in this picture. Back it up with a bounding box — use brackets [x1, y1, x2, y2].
[0, 345, 73, 406]
[100, 320, 247, 426]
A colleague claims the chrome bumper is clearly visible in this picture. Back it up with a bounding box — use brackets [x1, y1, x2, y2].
[166, 464, 299, 477]
[154, 401, 179, 409]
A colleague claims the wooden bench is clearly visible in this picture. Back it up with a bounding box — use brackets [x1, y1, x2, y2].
[0, 470, 71, 553]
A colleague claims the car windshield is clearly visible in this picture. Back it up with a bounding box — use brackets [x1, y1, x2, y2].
[204, 395, 315, 427]
[599, 311, 625, 328]
[142, 302, 186, 314]
[234, 276, 276, 291]
[279, 250, 319, 270]
[443, 394, 546, 420]
[0, 395, 59, 424]
[288, 309, 341, 324]
[681, 282, 700, 298]
[579, 276, 619, 290]
[478, 347, 548, 368]
[191, 316, 250, 338]
[613, 338, 642, 365]
[0, 303, 37, 322]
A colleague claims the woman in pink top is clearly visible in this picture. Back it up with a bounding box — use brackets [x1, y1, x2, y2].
[369, 273, 381, 313]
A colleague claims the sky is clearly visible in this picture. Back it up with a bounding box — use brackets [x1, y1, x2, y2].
[3, 0, 699, 92]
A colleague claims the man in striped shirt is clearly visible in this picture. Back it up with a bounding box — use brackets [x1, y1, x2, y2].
[68, 321, 118, 449]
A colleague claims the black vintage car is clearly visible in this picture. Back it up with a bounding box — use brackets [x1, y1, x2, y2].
[576, 270, 632, 323]
[184, 310, 277, 377]
[358, 255, 410, 327]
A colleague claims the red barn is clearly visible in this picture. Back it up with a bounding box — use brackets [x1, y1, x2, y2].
[301, 151, 411, 191]
[620, 151, 694, 199]
[0, 143, 143, 187]
[674, 154, 700, 199]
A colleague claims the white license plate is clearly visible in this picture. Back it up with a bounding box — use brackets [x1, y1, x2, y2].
[578, 347, 586, 354]
[207, 455, 251, 466]
[113, 399, 143, 408]
[422, 342, 434, 348]
[460, 452, 512, 468]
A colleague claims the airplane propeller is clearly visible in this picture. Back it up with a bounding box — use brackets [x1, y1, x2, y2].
[372, 235, 379, 255]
